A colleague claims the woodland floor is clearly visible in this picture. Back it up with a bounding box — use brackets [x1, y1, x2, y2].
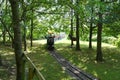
[0, 44, 16, 80]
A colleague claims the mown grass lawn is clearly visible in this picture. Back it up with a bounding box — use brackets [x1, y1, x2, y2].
[55, 40, 120, 80]
[27, 42, 72, 80]
[27, 39, 120, 80]
[0, 39, 120, 80]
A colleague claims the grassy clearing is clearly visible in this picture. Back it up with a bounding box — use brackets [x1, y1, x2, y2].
[0, 39, 120, 80]
[27, 44, 72, 80]
[27, 39, 120, 80]
[55, 40, 120, 80]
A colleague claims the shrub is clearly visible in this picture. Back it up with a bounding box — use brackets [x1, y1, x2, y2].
[102, 36, 117, 45]
[115, 36, 120, 48]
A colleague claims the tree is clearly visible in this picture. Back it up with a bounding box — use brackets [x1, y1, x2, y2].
[9, 0, 25, 80]
[96, 0, 104, 62]
[104, 0, 120, 37]
[30, 8, 34, 47]
[0, 0, 14, 47]
[75, 0, 80, 50]
[21, 0, 27, 51]
[89, 6, 94, 49]
[70, 0, 74, 47]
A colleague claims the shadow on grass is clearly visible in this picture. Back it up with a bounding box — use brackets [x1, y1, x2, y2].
[55, 43, 120, 80]
[27, 44, 72, 80]
[1, 40, 120, 80]
[0, 44, 16, 80]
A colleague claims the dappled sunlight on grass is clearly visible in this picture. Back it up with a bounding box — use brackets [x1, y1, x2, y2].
[0, 39, 119, 80]
[0, 45, 14, 60]
[92, 71, 98, 77]
[54, 40, 120, 80]
[26, 39, 120, 80]
[0, 45, 16, 80]
[27, 43, 72, 80]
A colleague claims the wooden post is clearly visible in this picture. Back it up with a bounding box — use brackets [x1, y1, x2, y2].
[28, 68, 34, 80]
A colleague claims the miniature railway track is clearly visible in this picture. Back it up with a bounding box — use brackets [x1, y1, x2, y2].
[49, 50, 98, 80]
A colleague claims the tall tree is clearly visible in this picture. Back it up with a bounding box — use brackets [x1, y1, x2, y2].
[89, 6, 94, 49]
[70, 5, 74, 47]
[75, 0, 80, 50]
[96, 0, 104, 62]
[9, 0, 25, 80]
[23, 20, 27, 51]
[0, 19, 14, 47]
[30, 8, 34, 47]
[21, 0, 27, 51]
[0, 0, 14, 47]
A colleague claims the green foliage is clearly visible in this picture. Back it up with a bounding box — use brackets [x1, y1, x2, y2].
[104, 1, 120, 24]
[1, 0, 120, 80]
[104, 21, 120, 37]
[80, 25, 89, 41]
[115, 35, 120, 48]
[102, 36, 117, 45]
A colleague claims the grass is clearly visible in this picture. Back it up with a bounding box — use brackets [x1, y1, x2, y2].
[27, 43, 72, 80]
[55, 40, 120, 80]
[0, 44, 16, 80]
[0, 39, 120, 80]
[27, 39, 120, 80]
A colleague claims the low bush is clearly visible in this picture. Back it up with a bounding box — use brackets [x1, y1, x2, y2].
[102, 36, 117, 45]
[115, 36, 120, 48]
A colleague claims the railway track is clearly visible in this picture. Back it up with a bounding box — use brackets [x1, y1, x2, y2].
[49, 50, 99, 80]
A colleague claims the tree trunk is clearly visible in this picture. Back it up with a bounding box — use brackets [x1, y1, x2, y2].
[2, 29, 6, 45]
[30, 18, 33, 47]
[76, 14, 80, 50]
[23, 21, 27, 51]
[9, 0, 25, 80]
[70, 9, 74, 47]
[89, 7, 93, 49]
[0, 19, 14, 48]
[22, 0, 27, 51]
[75, 0, 80, 50]
[96, 0, 103, 61]
[30, 9, 33, 47]
[89, 23, 92, 49]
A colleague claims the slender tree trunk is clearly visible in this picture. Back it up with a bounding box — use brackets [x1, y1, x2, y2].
[2, 0, 8, 45]
[75, 0, 80, 50]
[96, 13, 103, 62]
[0, 19, 14, 47]
[89, 24, 92, 49]
[30, 18, 33, 47]
[30, 9, 33, 47]
[96, 0, 104, 62]
[89, 7, 93, 49]
[9, 0, 25, 80]
[76, 14, 80, 50]
[2, 29, 6, 45]
[23, 23, 27, 51]
[22, 0, 27, 51]
[70, 9, 74, 47]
